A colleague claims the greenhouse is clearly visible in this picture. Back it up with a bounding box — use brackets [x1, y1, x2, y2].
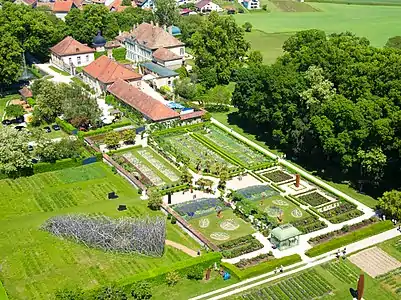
[270, 224, 301, 250]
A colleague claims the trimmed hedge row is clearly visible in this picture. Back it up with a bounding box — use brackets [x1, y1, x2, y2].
[305, 220, 394, 257]
[118, 252, 222, 289]
[152, 122, 207, 137]
[56, 117, 77, 134]
[158, 184, 189, 196]
[33, 155, 101, 174]
[77, 121, 132, 138]
[0, 280, 8, 300]
[221, 254, 302, 280]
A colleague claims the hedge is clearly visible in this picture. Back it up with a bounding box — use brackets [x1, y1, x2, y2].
[56, 117, 77, 134]
[221, 254, 302, 280]
[77, 121, 132, 138]
[158, 184, 189, 196]
[305, 220, 394, 257]
[151, 122, 208, 137]
[117, 252, 222, 289]
[33, 156, 100, 174]
[0, 280, 8, 300]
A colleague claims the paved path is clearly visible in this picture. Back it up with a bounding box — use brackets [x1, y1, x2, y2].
[191, 228, 401, 300]
[34, 63, 72, 84]
[165, 240, 197, 257]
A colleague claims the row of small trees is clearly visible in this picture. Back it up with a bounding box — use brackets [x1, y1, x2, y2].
[103, 130, 137, 149]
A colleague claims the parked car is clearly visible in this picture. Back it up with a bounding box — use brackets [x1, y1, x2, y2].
[15, 117, 24, 124]
[52, 124, 60, 131]
[43, 126, 51, 133]
[31, 158, 39, 164]
[15, 125, 25, 131]
[2, 119, 11, 126]
[28, 145, 34, 151]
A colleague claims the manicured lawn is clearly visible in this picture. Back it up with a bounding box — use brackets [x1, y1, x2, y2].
[258, 195, 310, 223]
[189, 209, 255, 245]
[49, 65, 70, 76]
[0, 163, 194, 299]
[152, 270, 239, 300]
[379, 236, 401, 261]
[234, 260, 398, 299]
[0, 94, 19, 121]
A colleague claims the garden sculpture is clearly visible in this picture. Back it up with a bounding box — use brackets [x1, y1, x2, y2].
[223, 272, 231, 280]
[357, 274, 364, 300]
[295, 174, 300, 188]
[206, 268, 211, 280]
[217, 210, 222, 218]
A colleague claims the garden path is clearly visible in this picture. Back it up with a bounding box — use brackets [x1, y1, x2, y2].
[34, 63, 72, 84]
[165, 240, 197, 257]
[191, 228, 401, 300]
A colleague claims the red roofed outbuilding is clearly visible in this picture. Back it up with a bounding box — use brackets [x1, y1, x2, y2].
[82, 55, 142, 94]
[107, 79, 179, 122]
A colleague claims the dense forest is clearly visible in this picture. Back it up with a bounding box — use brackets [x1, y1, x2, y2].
[233, 30, 401, 196]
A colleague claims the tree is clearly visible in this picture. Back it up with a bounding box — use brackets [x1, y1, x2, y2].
[385, 36, 401, 49]
[154, 0, 180, 27]
[148, 191, 162, 210]
[34, 81, 66, 122]
[114, 7, 154, 32]
[218, 165, 229, 190]
[35, 138, 81, 162]
[0, 126, 32, 175]
[202, 85, 231, 108]
[180, 166, 193, 184]
[122, 0, 131, 6]
[166, 271, 180, 286]
[131, 281, 152, 300]
[378, 190, 401, 220]
[357, 148, 387, 186]
[61, 84, 101, 128]
[173, 77, 197, 100]
[122, 129, 136, 144]
[191, 12, 249, 87]
[91, 285, 127, 300]
[5, 104, 24, 118]
[0, 32, 23, 86]
[242, 22, 252, 32]
[178, 14, 203, 47]
[248, 50, 263, 66]
[104, 131, 121, 149]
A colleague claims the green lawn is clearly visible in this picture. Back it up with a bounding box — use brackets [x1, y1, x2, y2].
[234, 260, 398, 299]
[49, 65, 70, 76]
[379, 236, 401, 261]
[0, 163, 194, 299]
[258, 195, 310, 223]
[236, 3, 401, 63]
[189, 209, 255, 245]
[0, 94, 19, 121]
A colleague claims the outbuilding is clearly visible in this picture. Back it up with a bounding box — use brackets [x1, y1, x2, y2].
[270, 224, 301, 250]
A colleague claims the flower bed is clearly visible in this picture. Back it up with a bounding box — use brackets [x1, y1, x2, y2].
[291, 215, 327, 233]
[235, 185, 278, 201]
[235, 252, 274, 269]
[171, 198, 227, 220]
[112, 155, 153, 187]
[262, 170, 293, 183]
[319, 200, 363, 223]
[298, 191, 331, 207]
[219, 235, 263, 259]
[137, 149, 180, 182]
[122, 152, 164, 186]
[308, 217, 380, 246]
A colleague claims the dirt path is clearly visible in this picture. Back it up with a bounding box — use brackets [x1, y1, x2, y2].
[166, 240, 198, 257]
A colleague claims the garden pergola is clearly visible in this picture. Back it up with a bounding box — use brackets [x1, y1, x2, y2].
[270, 224, 301, 250]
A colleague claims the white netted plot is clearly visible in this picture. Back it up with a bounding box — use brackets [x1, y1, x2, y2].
[272, 199, 289, 206]
[265, 206, 283, 218]
[220, 219, 240, 231]
[210, 232, 230, 241]
[199, 218, 210, 228]
[291, 208, 303, 218]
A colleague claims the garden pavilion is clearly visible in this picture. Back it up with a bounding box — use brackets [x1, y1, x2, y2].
[270, 224, 301, 250]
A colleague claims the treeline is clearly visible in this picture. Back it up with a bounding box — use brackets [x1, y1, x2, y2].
[232, 30, 401, 196]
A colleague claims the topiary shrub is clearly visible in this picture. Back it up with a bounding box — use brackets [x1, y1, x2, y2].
[187, 265, 204, 280]
[131, 281, 152, 299]
[166, 271, 180, 286]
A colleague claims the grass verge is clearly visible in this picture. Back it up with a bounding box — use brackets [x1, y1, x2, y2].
[49, 65, 70, 76]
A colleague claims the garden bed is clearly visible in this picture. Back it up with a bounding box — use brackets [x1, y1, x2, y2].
[297, 191, 331, 207]
[319, 200, 363, 223]
[219, 235, 263, 259]
[261, 169, 293, 183]
[234, 185, 278, 201]
[235, 252, 274, 269]
[171, 198, 228, 220]
[292, 215, 327, 234]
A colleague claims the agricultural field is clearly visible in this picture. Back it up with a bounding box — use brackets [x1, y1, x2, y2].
[189, 209, 255, 244]
[258, 195, 310, 223]
[236, 3, 401, 63]
[233, 260, 398, 299]
[114, 146, 181, 187]
[199, 125, 272, 168]
[0, 163, 194, 299]
[158, 131, 237, 173]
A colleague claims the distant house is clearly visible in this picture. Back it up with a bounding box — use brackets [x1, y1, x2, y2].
[124, 22, 185, 66]
[135, 0, 153, 9]
[19, 86, 33, 101]
[107, 79, 179, 122]
[242, 0, 260, 10]
[195, 0, 223, 13]
[50, 36, 95, 74]
[180, 8, 193, 16]
[52, 0, 77, 20]
[14, 0, 37, 8]
[82, 55, 142, 94]
[140, 62, 179, 90]
[108, 0, 137, 11]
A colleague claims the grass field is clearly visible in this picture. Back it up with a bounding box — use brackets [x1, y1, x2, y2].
[236, 2, 401, 63]
[0, 163, 194, 299]
[258, 195, 310, 223]
[233, 260, 398, 299]
[0, 94, 19, 121]
[189, 209, 255, 245]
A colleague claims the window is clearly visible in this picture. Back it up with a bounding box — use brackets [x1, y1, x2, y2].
[180, 48, 184, 56]
[68, 57, 72, 64]
[86, 55, 89, 62]
[168, 80, 172, 86]
[77, 56, 81, 65]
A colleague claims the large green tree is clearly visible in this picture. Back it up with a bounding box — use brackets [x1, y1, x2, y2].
[0, 32, 23, 86]
[154, 0, 180, 27]
[385, 36, 401, 49]
[191, 12, 249, 87]
[378, 190, 401, 220]
[34, 81, 66, 123]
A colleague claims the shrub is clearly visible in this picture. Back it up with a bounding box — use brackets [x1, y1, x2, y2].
[148, 192, 162, 211]
[56, 117, 77, 134]
[166, 271, 180, 286]
[171, 216, 177, 224]
[33, 158, 81, 174]
[131, 281, 152, 299]
[55, 288, 85, 300]
[27, 97, 36, 107]
[187, 265, 204, 280]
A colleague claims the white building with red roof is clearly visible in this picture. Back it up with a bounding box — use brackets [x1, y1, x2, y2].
[50, 36, 95, 74]
[82, 55, 142, 94]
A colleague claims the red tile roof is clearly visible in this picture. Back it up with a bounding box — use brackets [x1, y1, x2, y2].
[52, 0, 73, 12]
[19, 86, 33, 98]
[196, 0, 211, 9]
[129, 23, 184, 50]
[83, 56, 141, 84]
[22, 0, 37, 6]
[108, 0, 136, 11]
[107, 79, 179, 122]
[180, 110, 206, 121]
[50, 36, 95, 56]
[153, 48, 182, 61]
